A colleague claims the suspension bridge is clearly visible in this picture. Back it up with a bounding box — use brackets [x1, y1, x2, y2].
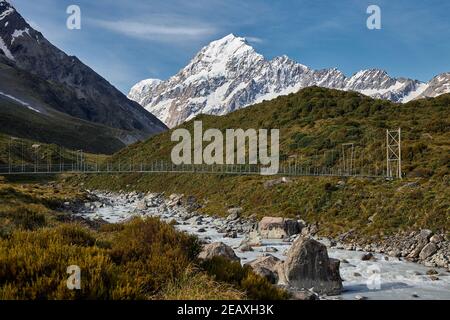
[0, 129, 402, 179]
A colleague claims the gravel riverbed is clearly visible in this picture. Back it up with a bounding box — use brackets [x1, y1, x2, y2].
[72, 190, 450, 300]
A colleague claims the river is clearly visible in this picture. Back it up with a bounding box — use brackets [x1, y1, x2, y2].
[74, 191, 450, 300]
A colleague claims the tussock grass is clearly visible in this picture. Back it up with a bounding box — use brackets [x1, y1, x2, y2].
[0, 181, 286, 300]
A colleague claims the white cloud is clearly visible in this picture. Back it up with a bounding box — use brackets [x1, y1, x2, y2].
[245, 36, 264, 44]
[88, 16, 217, 42]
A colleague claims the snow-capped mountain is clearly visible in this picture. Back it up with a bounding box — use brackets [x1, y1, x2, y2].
[129, 34, 450, 128]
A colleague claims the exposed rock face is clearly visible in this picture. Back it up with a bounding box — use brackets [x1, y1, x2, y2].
[280, 237, 343, 295]
[416, 73, 450, 99]
[258, 217, 302, 239]
[0, 1, 167, 141]
[198, 242, 240, 262]
[129, 34, 450, 128]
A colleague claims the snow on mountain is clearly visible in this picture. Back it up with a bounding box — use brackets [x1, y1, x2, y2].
[128, 79, 163, 105]
[415, 72, 450, 100]
[130, 34, 450, 128]
[0, 90, 40, 113]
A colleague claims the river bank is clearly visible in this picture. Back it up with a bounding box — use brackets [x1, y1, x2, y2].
[70, 190, 450, 300]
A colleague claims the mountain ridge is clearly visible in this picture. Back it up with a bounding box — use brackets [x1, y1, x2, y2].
[0, 0, 167, 146]
[129, 34, 450, 128]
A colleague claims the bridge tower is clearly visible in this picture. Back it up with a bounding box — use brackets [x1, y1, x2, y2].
[386, 128, 402, 179]
[341, 143, 354, 176]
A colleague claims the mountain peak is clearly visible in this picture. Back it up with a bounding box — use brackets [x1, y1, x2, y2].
[200, 33, 254, 60]
[130, 34, 450, 128]
[214, 33, 245, 44]
[180, 33, 263, 81]
[0, 2, 167, 140]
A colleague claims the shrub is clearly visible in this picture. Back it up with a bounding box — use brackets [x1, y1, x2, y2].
[0, 227, 116, 300]
[109, 218, 201, 296]
[0, 217, 205, 300]
[158, 267, 245, 300]
[0, 204, 48, 232]
[201, 257, 289, 300]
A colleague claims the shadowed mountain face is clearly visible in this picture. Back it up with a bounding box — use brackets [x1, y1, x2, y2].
[0, 0, 167, 150]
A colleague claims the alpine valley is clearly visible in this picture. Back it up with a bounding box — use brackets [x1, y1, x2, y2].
[129, 34, 450, 128]
[0, 0, 449, 303]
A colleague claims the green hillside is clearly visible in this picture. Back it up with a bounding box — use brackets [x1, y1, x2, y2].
[111, 87, 449, 178]
[0, 133, 106, 171]
[71, 87, 449, 238]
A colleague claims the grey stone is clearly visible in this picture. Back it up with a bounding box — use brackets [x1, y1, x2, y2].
[430, 234, 443, 244]
[245, 255, 280, 284]
[419, 243, 438, 260]
[361, 253, 377, 261]
[258, 217, 302, 239]
[198, 242, 240, 262]
[280, 237, 343, 295]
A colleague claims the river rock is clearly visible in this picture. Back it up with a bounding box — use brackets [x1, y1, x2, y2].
[225, 231, 238, 238]
[247, 231, 262, 246]
[185, 195, 201, 212]
[198, 242, 240, 262]
[419, 243, 438, 260]
[301, 222, 319, 237]
[136, 200, 147, 211]
[167, 194, 183, 207]
[258, 217, 302, 239]
[426, 268, 438, 275]
[289, 290, 319, 300]
[239, 244, 253, 252]
[144, 193, 162, 207]
[226, 207, 242, 220]
[279, 237, 343, 295]
[361, 252, 377, 261]
[430, 234, 443, 244]
[418, 229, 433, 241]
[245, 255, 280, 284]
[407, 242, 427, 259]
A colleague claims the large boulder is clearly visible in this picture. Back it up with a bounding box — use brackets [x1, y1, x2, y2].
[419, 243, 438, 260]
[245, 255, 280, 284]
[198, 242, 240, 262]
[258, 217, 302, 239]
[280, 237, 343, 295]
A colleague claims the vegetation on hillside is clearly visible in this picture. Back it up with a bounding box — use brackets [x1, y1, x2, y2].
[0, 180, 286, 300]
[110, 87, 449, 179]
[0, 133, 108, 170]
[72, 88, 449, 238]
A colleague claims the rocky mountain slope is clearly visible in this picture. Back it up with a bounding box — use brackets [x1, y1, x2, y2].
[0, 0, 167, 148]
[0, 55, 141, 153]
[129, 34, 450, 127]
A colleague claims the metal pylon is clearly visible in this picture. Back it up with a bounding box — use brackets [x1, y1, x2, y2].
[386, 128, 402, 179]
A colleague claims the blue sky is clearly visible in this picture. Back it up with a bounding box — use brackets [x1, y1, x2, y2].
[9, 0, 450, 94]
